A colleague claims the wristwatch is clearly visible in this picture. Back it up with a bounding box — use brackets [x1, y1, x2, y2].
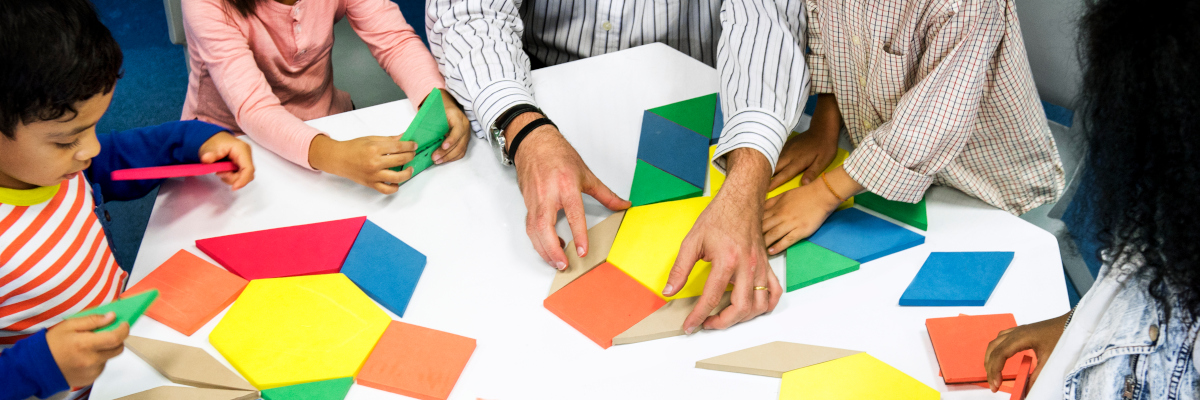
[490, 104, 543, 166]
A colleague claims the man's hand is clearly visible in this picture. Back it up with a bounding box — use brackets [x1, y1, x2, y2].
[984, 312, 1070, 392]
[509, 112, 631, 270]
[663, 148, 782, 334]
[198, 131, 255, 190]
[46, 312, 129, 388]
[308, 134, 416, 194]
[433, 90, 471, 165]
[770, 93, 843, 190]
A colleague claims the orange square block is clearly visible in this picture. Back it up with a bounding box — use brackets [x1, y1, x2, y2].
[123, 250, 247, 336]
[926, 314, 1035, 384]
[543, 262, 668, 348]
[357, 321, 476, 400]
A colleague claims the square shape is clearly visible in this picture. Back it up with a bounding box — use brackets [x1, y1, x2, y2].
[357, 321, 476, 400]
[607, 197, 727, 300]
[785, 241, 860, 292]
[636, 111, 709, 188]
[123, 250, 248, 336]
[69, 289, 157, 332]
[341, 220, 426, 317]
[899, 252, 1014, 306]
[926, 313, 1034, 383]
[807, 208, 925, 263]
[543, 262, 667, 348]
[629, 159, 702, 207]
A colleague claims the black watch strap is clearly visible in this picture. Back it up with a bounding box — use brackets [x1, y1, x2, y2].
[494, 104, 542, 138]
[507, 118, 556, 165]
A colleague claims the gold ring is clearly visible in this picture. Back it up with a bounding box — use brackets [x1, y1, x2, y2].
[754, 286, 768, 291]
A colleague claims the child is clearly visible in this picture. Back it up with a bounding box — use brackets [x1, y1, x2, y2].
[181, 0, 470, 194]
[985, 0, 1200, 397]
[760, 0, 1065, 254]
[0, 1, 254, 398]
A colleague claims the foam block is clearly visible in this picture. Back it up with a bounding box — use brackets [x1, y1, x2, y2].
[648, 93, 717, 139]
[392, 88, 449, 176]
[636, 111, 709, 188]
[926, 313, 1035, 384]
[341, 220, 426, 317]
[629, 159, 702, 207]
[260, 377, 354, 400]
[544, 263, 667, 348]
[856, 191, 928, 230]
[696, 341, 861, 378]
[807, 208, 925, 263]
[111, 162, 236, 181]
[550, 211, 625, 295]
[612, 291, 730, 345]
[69, 289, 157, 332]
[607, 197, 727, 300]
[195, 217, 366, 280]
[900, 252, 1014, 306]
[124, 336, 255, 391]
[122, 250, 247, 336]
[1011, 355, 1034, 400]
[357, 321, 476, 400]
[114, 387, 258, 400]
[785, 241, 860, 292]
[711, 95, 723, 145]
[779, 353, 938, 400]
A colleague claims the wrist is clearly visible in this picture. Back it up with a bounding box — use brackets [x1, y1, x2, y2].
[307, 134, 336, 172]
[821, 167, 865, 207]
[503, 112, 546, 151]
[720, 148, 773, 204]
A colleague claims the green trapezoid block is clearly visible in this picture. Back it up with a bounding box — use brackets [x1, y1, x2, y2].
[261, 377, 354, 400]
[855, 192, 928, 231]
[629, 159, 702, 207]
[786, 241, 860, 292]
[648, 93, 717, 139]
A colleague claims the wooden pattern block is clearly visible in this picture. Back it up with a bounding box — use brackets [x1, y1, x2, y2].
[785, 241, 860, 292]
[123, 250, 247, 336]
[900, 252, 1014, 306]
[636, 111, 709, 188]
[807, 208, 925, 263]
[926, 313, 1034, 383]
[695, 341, 861, 378]
[629, 160, 702, 207]
[1010, 355, 1034, 400]
[544, 263, 667, 348]
[779, 353, 938, 400]
[341, 220, 426, 317]
[647, 93, 717, 139]
[209, 274, 390, 390]
[124, 336, 255, 391]
[612, 291, 731, 345]
[357, 321, 476, 400]
[195, 217, 366, 280]
[114, 387, 258, 400]
[856, 191, 929, 230]
[260, 377, 354, 400]
[69, 290, 157, 332]
[607, 196, 727, 300]
[392, 88, 449, 176]
[549, 211, 625, 295]
[112, 162, 237, 181]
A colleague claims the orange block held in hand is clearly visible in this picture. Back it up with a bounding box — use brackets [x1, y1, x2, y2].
[926, 314, 1035, 384]
[123, 250, 247, 336]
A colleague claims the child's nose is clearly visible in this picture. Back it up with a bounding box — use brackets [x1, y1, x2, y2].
[76, 132, 101, 160]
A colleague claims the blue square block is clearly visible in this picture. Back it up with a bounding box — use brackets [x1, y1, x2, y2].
[341, 220, 427, 317]
[899, 252, 1014, 306]
[637, 110, 709, 188]
[808, 208, 925, 263]
[711, 94, 724, 145]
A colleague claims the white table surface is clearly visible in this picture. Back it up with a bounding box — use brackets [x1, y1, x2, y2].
[92, 43, 1069, 400]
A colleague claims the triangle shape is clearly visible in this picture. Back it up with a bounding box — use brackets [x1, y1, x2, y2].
[629, 159, 702, 207]
[341, 220, 427, 317]
[785, 241, 860, 292]
[780, 353, 938, 399]
[261, 377, 354, 400]
[550, 211, 625, 295]
[124, 336, 256, 392]
[612, 291, 730, 345]
[69, 290, 157, 332]
[195, 217, 367, 280]
[115, 387, 258, 400]
[855, 191, 928, 230]
[695, 341, 861, 378]
[392, 88, 449, 175]
[648, 93, 717, 139]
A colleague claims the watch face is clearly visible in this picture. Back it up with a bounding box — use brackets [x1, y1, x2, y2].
[491, 128, 511, 165]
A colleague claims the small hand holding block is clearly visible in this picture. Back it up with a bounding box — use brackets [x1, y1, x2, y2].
[392, 88, 450, 176]
[926, 313, 1035, 383]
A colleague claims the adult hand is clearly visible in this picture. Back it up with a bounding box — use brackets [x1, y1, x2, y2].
[46, 312, 129, 388]
[509, 112, 631, 270]
[198, 131, 255, 190]
[983, 312, 1070, 392]
[663, 148, 782, 333]
[308, 134, 416, 194]
[433, 90, 471, 165]
[762, 167, 863, 255]
[770, 93, 843, 190]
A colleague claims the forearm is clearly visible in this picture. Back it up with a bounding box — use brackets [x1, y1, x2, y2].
[720, 149, 774, 206]
[808, 93, 843, 137]
[87, 120, 226, 201]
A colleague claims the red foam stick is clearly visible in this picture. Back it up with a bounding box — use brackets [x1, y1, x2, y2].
[111, 162, 236, 181]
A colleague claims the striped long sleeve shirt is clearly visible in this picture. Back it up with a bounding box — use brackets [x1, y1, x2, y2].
[427, 0, 809, 171]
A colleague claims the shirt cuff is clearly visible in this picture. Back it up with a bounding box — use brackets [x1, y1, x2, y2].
[711, 109, 788, 174]
[806, 53, 834, 95]
[11, 330, 70, 398]
[473, 79, 539, 141]
[842, 136, 933, 204]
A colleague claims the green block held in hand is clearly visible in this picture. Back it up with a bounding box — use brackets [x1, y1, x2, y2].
[261, 377, 354, 400]
[392, 88, 450, 176]
[68, 289, 158, 332]
[855, 192, 928, 231]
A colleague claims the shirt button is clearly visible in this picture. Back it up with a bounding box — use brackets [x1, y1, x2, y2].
[858, 76, 867, 86]
[852, 35, 862, 46]
[601, 21, 613, 31]
[1149, 325, 1159, 343]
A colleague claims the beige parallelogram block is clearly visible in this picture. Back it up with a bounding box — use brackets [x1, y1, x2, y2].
[612, 291, 731, 345]
[695, 341, 861, 378]
[115, 386, 258, 400]
[124, 336, 255, 392]
[548, 211, 626, 295]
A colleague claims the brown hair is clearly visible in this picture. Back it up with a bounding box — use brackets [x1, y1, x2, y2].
[224, 0, 259, 17]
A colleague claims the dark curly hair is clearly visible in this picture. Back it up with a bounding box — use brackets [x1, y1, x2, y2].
[0, 0, 123, 137]
[1079, 0, 1200, 317]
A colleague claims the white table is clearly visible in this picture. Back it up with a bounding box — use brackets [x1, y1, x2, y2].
[93, 43, 1069, 400]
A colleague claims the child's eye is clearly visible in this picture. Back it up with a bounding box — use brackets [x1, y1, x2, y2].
[55, 140, 80, 150]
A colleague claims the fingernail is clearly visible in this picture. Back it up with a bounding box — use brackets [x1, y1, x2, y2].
[555, 261, 566, 270]
[443, 142, 450, 149]
[576, 246, 585, 257]
[768, 247, 775, 254]
[662, 284, 674, 296]
[684, 325, 696, 335]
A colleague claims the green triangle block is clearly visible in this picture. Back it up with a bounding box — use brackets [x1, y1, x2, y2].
[630, 159, 702, 207]
[648, 93, 717, 139]
[392, 88, 449, 175]
[786, 241, 860, 292]
[68, 289, 158, 332]
[855, 192, 928, 231]
[261, 377, 353, 400]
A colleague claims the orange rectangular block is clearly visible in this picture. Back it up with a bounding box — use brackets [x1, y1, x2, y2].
[543, 262, 668, 348]
[357, 321, 476, 400]
[123, 250, 247, 336]
[1010, 355, 1033, 400]
[926, 314, 1035, 384]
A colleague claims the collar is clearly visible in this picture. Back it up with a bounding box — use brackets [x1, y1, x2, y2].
[0, 181, 63, 206]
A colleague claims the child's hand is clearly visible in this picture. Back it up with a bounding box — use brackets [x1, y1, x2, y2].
[769, 128, 839, 191]
[46, 312, 129, 388]
[309, 135, 416, 194]
[433, 90, 470, 165]
[983, 312, 1070, 392]
[198, 132, 255, 190]
[761, 179, 839, 255]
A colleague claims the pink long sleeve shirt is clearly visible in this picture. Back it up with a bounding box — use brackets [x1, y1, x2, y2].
[180, 0, 445, 169]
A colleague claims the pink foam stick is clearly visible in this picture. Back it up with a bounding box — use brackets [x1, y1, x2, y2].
[111, 162, 237, 181]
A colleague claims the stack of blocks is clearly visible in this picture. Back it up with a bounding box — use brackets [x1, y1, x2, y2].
[629, 93, 720, 206]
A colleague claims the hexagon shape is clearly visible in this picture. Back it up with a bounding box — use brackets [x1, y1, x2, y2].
[779, 353, 938, 399]
[210, 273, 390, 390]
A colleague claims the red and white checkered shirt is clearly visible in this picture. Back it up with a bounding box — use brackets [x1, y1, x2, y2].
[807, 0, 1064, 214]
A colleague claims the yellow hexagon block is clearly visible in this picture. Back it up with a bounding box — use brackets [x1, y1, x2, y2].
[210, 273, 390, 390]
[607, 196, 727, 300]
[780, 353, 938, 399]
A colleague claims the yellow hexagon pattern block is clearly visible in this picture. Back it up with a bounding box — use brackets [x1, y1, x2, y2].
[780, 353, 938, 400]
[210, 273, 390, 390]
[607, 196, 726, 300]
